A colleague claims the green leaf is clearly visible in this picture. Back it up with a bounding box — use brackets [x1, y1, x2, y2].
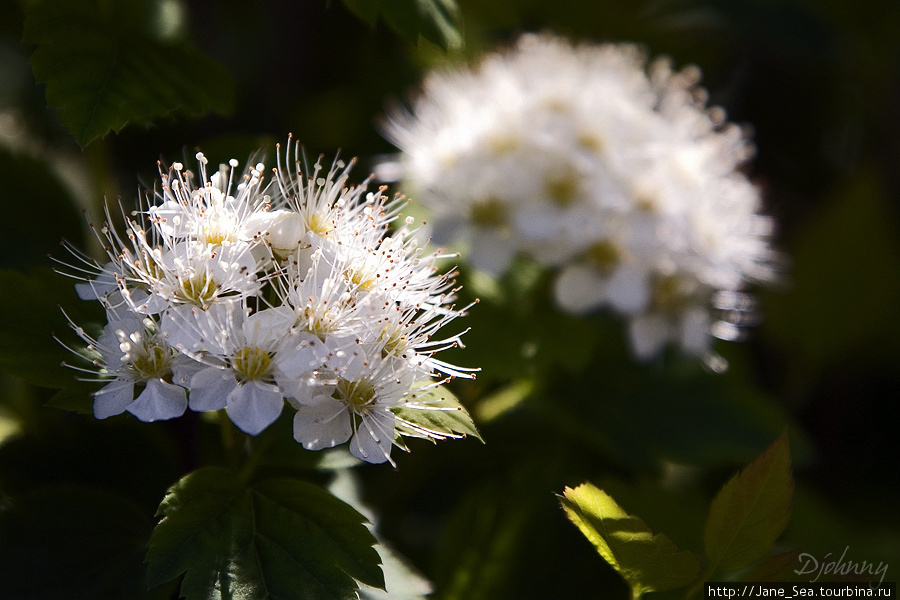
[559, 482, 701, 598]
[434, 474, 541, 600]
[146, 467, 384, 600]
[337, 0, 463, 50]
[23, 0, 235, 147]
[0, 149, 82, 269]
[0, 418, 182, 513]
[761, 170, 900, 370]
[473, 378, 534, 424]
[0, 485, 164, 600]
[703, 431, 794, 573]
[392, 383, 483, 443]
[743, 549, 805, 582]
[0, 267, 103, 389]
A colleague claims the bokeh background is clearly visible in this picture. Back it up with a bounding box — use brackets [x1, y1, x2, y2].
[0, 0, 898, 598]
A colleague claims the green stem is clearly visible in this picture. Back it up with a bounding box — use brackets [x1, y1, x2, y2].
[238, 434, 274, 484]
[219, 410, 244, 471]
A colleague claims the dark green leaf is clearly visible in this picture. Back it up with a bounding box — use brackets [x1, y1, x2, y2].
[743, 549, 805, 582]
[703, 431, 794, 573]
[339, 0, 380, 25]
[0, 418, 181, 513]
[147, 466, 384, 600]
[337, 0, 463, 50]
[392, 383, 483, 443]
[0, 267, 102, 389]
[560, 482, 701, 597]
[445, 262, 601, 384]
[761, 170, 900, 370]
[23, 0, 235, 147]
[45, 383, 95, 414]
[0, 149, 82, 269]
[434, 476, 538, 600]
[0, 485, 161, 600]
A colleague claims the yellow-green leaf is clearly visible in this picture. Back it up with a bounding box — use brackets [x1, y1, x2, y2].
[560, 483, 701, 598]
[703, 431, 794, 573]
[392, 383, 483, 443]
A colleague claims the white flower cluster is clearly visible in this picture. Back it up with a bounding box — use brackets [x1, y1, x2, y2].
[382, 33, 778, 364]
[61, 139, 475, 464]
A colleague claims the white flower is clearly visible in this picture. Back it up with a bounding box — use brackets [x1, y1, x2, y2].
[167, 301, 289, 435]
[289, 357, 419, 466]
[63, 306, 189, 422]
[60, 139, 477, 461]
[382, 33, 778, 362]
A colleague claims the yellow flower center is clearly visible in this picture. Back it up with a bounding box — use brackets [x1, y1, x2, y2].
[653, 275, 693, 313]
[471, 198, 508, 227]
[344, 265, 378, 292]
[232, 347, 272, 381]
[585, 241, 620, 272]
[179, 273, 218, 306]
[335, 378, 376, 409]
[544, 172, 580, 207]
[306, 212, 333, 237]
[577, 132, 605, 153]
[303, 306, 335, 340]
[379, 325, 409, 359]
[487, 135, 519, 155]
[129, 343, 171, 380]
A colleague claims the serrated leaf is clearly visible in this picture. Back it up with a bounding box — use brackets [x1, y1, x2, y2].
[703, 431, 794, 573]
[23, 0, 235, 147]
[146, 467, 384, 600]
[559, 483, 701, 598]
[392, 384, 483, 443]
[340, 0, 380, 25]
[338, 0, 463, 50]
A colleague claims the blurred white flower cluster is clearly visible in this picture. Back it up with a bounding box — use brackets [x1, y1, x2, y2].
[382, 33, 778, 364]
[61, 138, 475, 464]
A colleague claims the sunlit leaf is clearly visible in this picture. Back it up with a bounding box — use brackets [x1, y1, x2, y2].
[703, 431, 794, 573]
[560, 482, 701, 598]
[23, 0, 235, 147]
[392, 383, 483, 443]
[146, 467, 384, 600]
[474, 378, 534, 423]
[337, 0, 463, 50]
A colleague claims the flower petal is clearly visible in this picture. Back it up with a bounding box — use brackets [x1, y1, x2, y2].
[680, 307, 711, 356]
[350, 410, 396, 464]
[628, 313, 673, 360]
[188, 367, 236, 412]
[606, 263, 651, 315]
[292, 398, 352, 450]
[553, 263, 608, 314]
[93, 380, 135, 419]
[126, 379, 188, 421]
[226, 381, 284, 435]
